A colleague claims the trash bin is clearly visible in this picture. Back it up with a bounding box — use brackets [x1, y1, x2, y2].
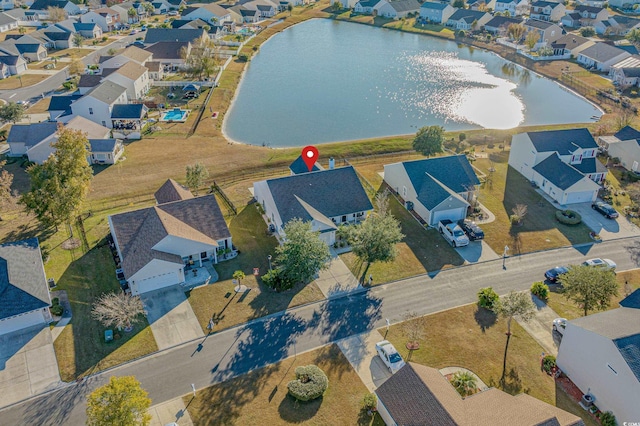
[47, 278, 56, 289]
[104, 330, 113, 343]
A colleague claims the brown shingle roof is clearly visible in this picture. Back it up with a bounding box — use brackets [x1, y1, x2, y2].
[376, 363, 585, 426]
[154, 178, 193, 204]
[112, 61, 147, 81]
[110, 193, 230, 279]
[122, 46, 153, 64]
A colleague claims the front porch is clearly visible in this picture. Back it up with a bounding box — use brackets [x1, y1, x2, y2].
[181, 261, 219, 291]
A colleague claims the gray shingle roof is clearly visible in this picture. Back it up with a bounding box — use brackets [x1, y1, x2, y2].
[387, 0, 420, 13]
[485, 16, 523, 28]
[532, 154, 585, 190]
[111, 103, 148, 120]
[376, 364, 457, 426]
[264, 166, 373, 225]
[526, 19, 557, 29]
[144, 41, 189, 59]
[89, 138, 119, 153]
[0, 12, 17, 26]
[48, 94, 82, 112]
[570, 307, 640, 340]
[400, 155, 480, 210]
[579, 42, 627, 63]
[421, 1, 450, 10]
[448, 9, 488, 22]
[526, 128, 598, 154]
[78, 74, 102, 88]
[154, 178, 194, 204]
[614, 333, 640, 383]
[30, 0, 69, 10]
[144, 28, 205, 44]
[289, 155, 321, 174]
[620, 288, 640, 309]
[531, 0, 560, 7]
[571, 157, 607, 175]
[0, 238, 50, 321]
[87, 81, 127, 105]
[574, 4, 604, 13]
[7, 122, 58, 148]
[614, 125, 640, 141]
[110, 193, 230, 279]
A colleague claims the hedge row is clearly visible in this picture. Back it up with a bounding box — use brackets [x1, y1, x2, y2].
[555, 210, 582, 225]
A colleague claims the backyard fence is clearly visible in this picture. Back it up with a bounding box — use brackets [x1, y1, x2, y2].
[210, 181, 237, 216]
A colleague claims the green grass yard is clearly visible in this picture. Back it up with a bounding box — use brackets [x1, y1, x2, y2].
[184, 344, 380, 426]
[187, 204, 325, 333]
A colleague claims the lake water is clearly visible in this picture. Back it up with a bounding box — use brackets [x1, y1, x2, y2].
[224, 19, 601, 147]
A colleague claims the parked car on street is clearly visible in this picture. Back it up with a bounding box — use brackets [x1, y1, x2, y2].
[168, 10, 178, 15]
[458, 219, 484, 241]
[552, 318, 567, 335]
[375, 340, 406, 374]
[582, 258, 616, 271]
[544, 266, 569, 282]
[592, 201, 619, 219]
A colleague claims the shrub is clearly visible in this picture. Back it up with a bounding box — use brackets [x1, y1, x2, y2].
[555, 209, 582, 225]
[362, 393, 377, 411]
[542, 355, 556, 374]
[238, 53, 249, 62]
[287, 365, 328, 401]
[52, 297, 60, 306]
[50, 305, 64, 316]
[477, 287, 499, 311]
[62, 81, 74, 90]
[599, 411, 616, 426]
[101, 36, 108, 42]
[451, 370, 477, 397]
[531, 281, 549, 299]
[261, 268, 294, 292]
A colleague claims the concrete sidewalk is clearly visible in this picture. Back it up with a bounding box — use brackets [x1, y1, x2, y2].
[516, 294, 561, 356]
[314, 249, 361, 298]
[148, 397, 193, 426]
[337, 330, 392, 392]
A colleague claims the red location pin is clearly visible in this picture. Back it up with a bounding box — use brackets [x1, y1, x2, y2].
[301, 145, 319, 172]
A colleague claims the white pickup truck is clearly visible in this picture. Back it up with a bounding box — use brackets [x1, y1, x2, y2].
[438, 219, 470, 248]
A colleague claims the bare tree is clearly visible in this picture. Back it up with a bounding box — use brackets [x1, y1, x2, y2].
[92, 292, 145, 332]
[511, 204, 527, 224]
[495, 291, 536, 382]
[615, 110, 634, 131]
[0, 160, 15, 221]
[47, 6, 67, 22]
[375, 189, 390, 217]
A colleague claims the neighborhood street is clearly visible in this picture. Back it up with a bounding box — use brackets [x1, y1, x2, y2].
[0, 34, 142, 104]
[3, 237, 640, 425]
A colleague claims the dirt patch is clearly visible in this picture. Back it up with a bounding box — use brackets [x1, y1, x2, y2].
[61, 238, 80, 250]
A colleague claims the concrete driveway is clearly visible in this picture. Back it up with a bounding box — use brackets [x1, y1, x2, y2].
[515, 295, 561, 357]
[141, 286, 204, 350]
[561, 202, 640, 240]
[337, 330, 392, 391]
[0, 325, 60, 409]
[455, 240, 500, 264]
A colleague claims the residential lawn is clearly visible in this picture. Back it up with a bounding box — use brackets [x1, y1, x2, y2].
[54, 48, 94, 58]
[341, 193, 463, 283]
[52, 245, 158, 381]
[26, 97, 51, 114]
[474, 153, 593, 255]
[382, 303, 596, 425]
[555, 382, 600, 426]
[187, 204, 325, 333]
[0, 74, 50, 90]
[29, 60, 66, 71]
[546, 269, 640, 320]
[184, 344, 378, 426]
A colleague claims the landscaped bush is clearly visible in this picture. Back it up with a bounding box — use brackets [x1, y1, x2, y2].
[52, 297, 60, 306]
[238, 53, 249, 62]
[451, 370, 477, 397]
[50, 304, 64, 316]
[599, 411, 616, 426]
[531, 281, 549, 299]
[477, 287, 499, 311]
[362, 392, 377, 413]
[261, 268, 294, 292]
[287, 365, 328, 402]
[542, 355, 556, 374]
[555, 209, 582, 225]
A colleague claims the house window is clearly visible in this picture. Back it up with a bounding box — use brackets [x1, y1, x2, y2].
[89, 108, 93, 115]
[200, 252, 207, 259]
[542, 179, 546, 187]
[108, 153, 111, 159]
[342, 215, 347, 222]
[101, 121, 106, 126]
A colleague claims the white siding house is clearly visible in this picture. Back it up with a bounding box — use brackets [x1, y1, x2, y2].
[556, 301, 640, 424]
[598, 126, 640, 172]
[70, 81, 128, 128]
[383, 155, 480, 226]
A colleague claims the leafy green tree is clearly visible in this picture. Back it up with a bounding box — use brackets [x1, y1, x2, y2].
[627, 28, 640, 45]
[477, 287, 499, 310]
[143, 2, 154, 15]
[331, 0, 342, 11]
[451, 371, 477, 397]
[453, 0, 465, 8]
[91, 292, 145, 331]
[288, 3, 293, 15]
[276, 218, 331, 285]
[72, 32, 84, 49]
[524, 31, 540, 50]
[128, 6, 138, 22]
[349, 191, 404, 279]
[20, 128, 92, 232]
[580, 26, 596, 37]
[86, 376, 152, 426]
[185, 162, 209, 195]
[0, 102, 25, 123]
[412, 125, 444, 157]
[558, 265, 618, 316]
[495, 291, 536, 382]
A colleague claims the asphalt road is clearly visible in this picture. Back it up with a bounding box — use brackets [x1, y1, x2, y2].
[3, 237, 640, 425]
[0, 34, 142, 104]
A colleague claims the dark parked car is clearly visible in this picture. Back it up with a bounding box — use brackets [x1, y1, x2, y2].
[545, 266, 569, 282]
[458, 219, 484, 241]
[592, 201, 619, 219]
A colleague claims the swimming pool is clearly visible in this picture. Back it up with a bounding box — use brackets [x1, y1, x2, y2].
[160, 108, 189, 122]
[237, 27, 253, 35]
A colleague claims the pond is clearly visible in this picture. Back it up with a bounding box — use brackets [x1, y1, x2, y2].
[224, 19, 601, 147]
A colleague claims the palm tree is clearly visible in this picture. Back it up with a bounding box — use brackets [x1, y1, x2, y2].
[451, 371, 477, 397]
[233, 270, 246, 286]
[127, 7, 138, 23]
[72, 33, 84, 49]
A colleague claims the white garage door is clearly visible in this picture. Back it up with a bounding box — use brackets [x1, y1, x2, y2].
[431, 207, 466, 226]
[565, 191, 595, 204]
[0, 310, 46, 335]
[134, 271, 180, 295]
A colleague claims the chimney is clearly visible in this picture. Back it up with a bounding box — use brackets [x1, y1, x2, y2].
[329, 157, 335, 170]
